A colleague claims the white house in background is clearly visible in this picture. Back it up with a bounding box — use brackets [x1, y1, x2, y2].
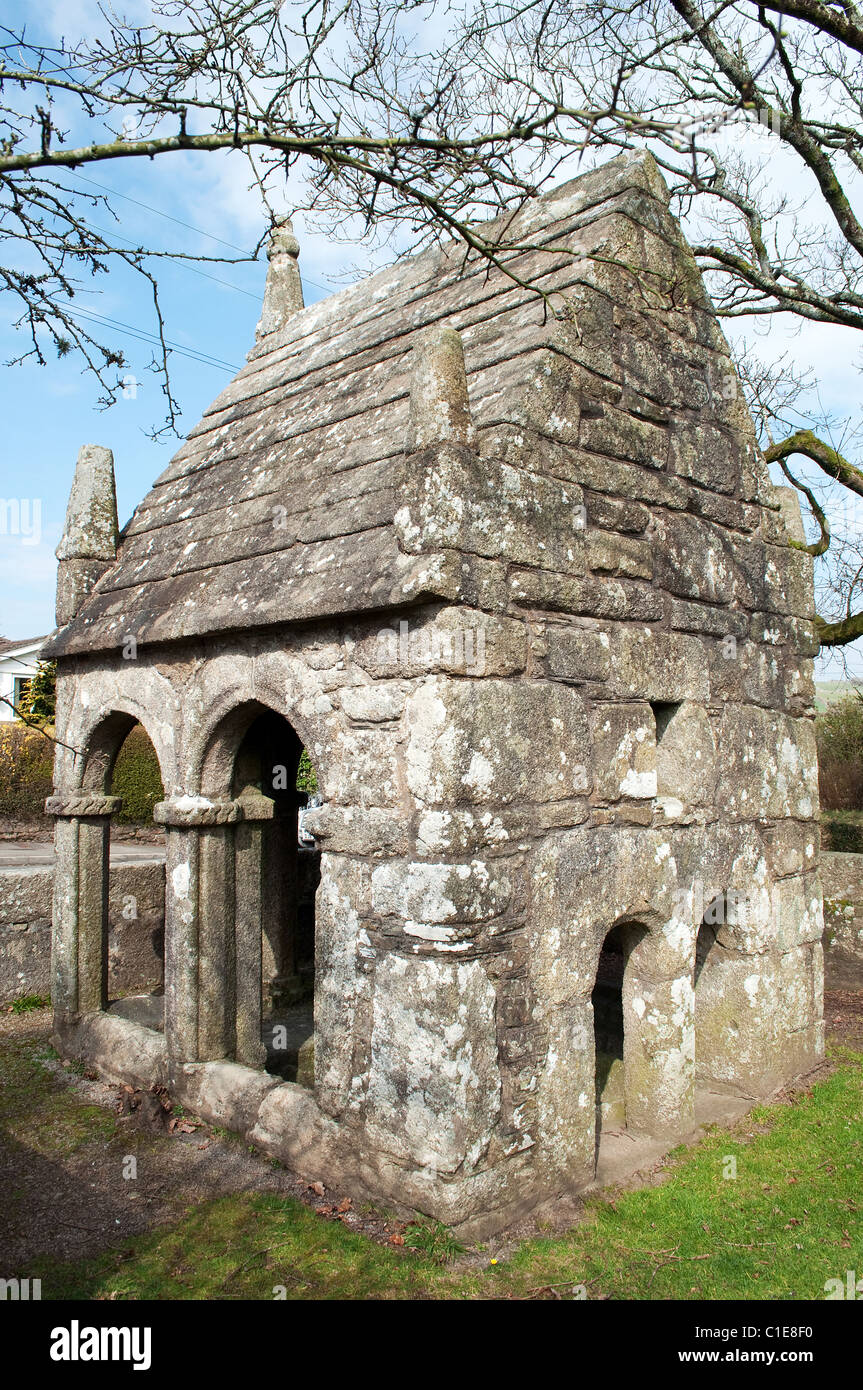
[0, 636, 47, 721]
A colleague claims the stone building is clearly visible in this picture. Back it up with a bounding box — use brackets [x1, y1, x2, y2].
[44, 151, 823, 1235]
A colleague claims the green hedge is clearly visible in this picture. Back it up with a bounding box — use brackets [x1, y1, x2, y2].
[296, 747, 318, 795]
[0, 722, 165, 826]
[110, 726, 164, 824]
[0, 724, 54, 820]
[816, 694, 863, 811]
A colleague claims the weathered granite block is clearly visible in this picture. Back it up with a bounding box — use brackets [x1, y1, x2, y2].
[0, 859, 165, 1003]
[821, 852, 863, 961]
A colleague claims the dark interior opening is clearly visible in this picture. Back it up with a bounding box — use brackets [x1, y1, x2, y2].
[233, 712, 320, 1084]
[650, 700, 682, 742]
[593, 925, 626, 1059]
[593, 920, 651, 1150]
[593, 923, 627, 1144]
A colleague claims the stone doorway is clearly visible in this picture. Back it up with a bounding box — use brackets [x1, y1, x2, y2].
[592, 919, 657, 1156]
[52, 709, 168, 1034]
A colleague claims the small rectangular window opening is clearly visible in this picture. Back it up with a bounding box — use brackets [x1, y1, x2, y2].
[650, 700, 682, 743]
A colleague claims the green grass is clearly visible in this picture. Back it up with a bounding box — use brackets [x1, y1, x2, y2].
[497, 1053, 863, 1301]
[0, 1034, 117, 1159]
[31, 1194, 454, 1301]
[404, 1218, 465, 1264]
[9, 993, 51, 1014]
[10, 1039, 861, 1301]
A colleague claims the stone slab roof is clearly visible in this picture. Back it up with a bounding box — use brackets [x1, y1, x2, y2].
[47, 150, 715, 659]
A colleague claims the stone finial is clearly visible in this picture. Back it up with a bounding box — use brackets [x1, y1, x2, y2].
[55, 444, 119, 626]
[408, 324, 475, 452]
[255, 217, 304, 340]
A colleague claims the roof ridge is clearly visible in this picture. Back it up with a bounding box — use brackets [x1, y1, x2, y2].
[240, 149, 665, 371]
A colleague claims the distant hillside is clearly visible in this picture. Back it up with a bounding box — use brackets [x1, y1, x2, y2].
[816, 681, 863, 711]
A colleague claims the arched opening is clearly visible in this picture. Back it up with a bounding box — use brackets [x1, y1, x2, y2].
[231, 710, 320, 1081]
[199, 702, 320, 1081]
[104, 722, 167, 1031]
[59, 710, 168, 1029]
[592, 919, 649, 1149]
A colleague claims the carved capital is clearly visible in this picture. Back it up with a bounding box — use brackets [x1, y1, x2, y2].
[46, 793, 122, 819]
[154, 794, 276, 827]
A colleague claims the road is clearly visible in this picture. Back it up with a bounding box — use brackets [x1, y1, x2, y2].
[0, 840, 165, 868]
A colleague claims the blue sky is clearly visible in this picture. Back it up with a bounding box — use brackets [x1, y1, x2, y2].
[0, 1, 861, 680]
[0, 147, 342, 637]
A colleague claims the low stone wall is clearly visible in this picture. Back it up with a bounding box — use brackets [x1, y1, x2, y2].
[0, 819, 52, 842]
[822, 850, 863, 962]
[0, 859, 165, 1002]
[4, 849, 857, 1006]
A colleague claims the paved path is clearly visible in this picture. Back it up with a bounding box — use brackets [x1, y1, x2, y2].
[0, 840, 165, 868]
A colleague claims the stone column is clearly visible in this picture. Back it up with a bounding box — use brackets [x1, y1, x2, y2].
[408, 323, 475, 450]
[155, 797, 241, 1061]
[54, 445, 119, 627]
[235, 795, 274, 1068]
[47, 793, 121, 1019]
[161, 824, 202, 1060]
[198, 825, 238, 1059]
[255, 218, 304, 341]
[155, 795, 271, 1067]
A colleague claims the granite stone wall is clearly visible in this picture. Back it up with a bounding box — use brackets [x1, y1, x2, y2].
[822, 851, 863, 962]
[0, 858, 164, 1002]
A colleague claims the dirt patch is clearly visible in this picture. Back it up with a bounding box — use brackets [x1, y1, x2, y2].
[824, 985, 863, 1050]
[0, 1008, 415, 1270]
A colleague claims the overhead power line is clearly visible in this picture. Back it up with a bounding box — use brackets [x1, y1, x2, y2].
[56, 301, 242, 373]
[70, 170, 332, 294]
[85, 220, 261, 300]
[72, 170, 249, 252]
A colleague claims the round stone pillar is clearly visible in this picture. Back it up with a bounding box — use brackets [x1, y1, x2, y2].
[46, 792, 121, 1019]
[154, 795, 272, 1067]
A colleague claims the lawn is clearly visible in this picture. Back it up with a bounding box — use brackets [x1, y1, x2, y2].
[4, 1017, 860, 1301]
